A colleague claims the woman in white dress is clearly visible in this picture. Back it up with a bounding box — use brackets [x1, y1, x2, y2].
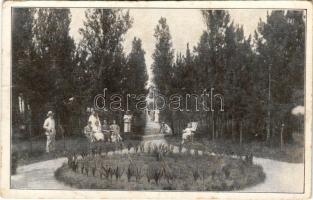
[88, 109, 104, 141]
[182, 123, 194, 144]
[88, 109, 101, 132]
[93, 120, 104, 141]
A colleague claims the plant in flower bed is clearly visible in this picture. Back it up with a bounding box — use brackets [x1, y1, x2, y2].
[55, 143, 265, 190]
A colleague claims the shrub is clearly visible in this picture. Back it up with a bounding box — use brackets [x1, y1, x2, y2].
[162, 166, 176, 184]
[152, 166, 163, 185]
[147, 143, 152, 154]
[139, 143, 145, 153]
[101, 164, 112, 179]
[245, 152, 253, 165]
[113, 165, 124, 180]
[134, 145, 139, 153]
[134, 167, 143, 182]
[126, 163, 135, 182]
[127, 143, 133, 151]
[178, 144, 183, 153]
[91, 164, 97, 177]
[192, 167, 200, 182]
[11, 151, 18, 175]
[146, 165, 153, 183]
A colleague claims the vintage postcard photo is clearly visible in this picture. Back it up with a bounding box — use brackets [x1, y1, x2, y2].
[1, 1, 312, 199]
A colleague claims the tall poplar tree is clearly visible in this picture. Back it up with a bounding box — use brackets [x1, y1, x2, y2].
[126, 37, 148, 112]
[12, 8, 34, 129]
[78, 9, 133, 100]
[255, 10, 305, 142]
[152, 17, 174, 96]
[32, 8, 75, 132]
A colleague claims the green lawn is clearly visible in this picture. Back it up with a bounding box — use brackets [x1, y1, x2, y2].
[166, 133, 304, 163]
[11, 135, 141, 166]
[12, 132, 304, 169]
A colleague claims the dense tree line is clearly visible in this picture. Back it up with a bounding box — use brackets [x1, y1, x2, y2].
[12, 8, 304, 144]
[153, 10, 305, 144]
[13, 8, 76, 136]
[12, 8, 148, 136]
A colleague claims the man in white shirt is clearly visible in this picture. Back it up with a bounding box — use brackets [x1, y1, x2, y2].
[43, 111, 56, 153]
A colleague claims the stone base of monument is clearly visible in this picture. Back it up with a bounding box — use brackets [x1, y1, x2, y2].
[123, 133, 171, 140]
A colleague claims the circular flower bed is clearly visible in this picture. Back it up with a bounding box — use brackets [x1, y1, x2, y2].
[55, 146, 265, 191]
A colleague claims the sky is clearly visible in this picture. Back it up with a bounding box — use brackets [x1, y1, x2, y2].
[69, 9, 268, 82]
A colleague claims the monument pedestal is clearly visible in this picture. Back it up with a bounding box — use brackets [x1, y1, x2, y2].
[124, 133, 171, 140]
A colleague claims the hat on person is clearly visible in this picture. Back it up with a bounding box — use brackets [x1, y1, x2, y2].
[47, 111, 54, 116]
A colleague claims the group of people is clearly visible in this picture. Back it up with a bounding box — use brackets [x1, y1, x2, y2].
[158, 121, 197, 144]
[42, 108, 197, 153]
[42, 109, 132, 153]
[149, 109, 197, 143]
[84, 109, 123, 143]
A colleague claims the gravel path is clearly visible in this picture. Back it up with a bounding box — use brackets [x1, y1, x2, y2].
[239, 157, 304, 193]
[11, 157, 71, 189]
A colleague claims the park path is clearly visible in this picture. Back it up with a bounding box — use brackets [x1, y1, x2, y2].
[239, 157, 304, 192]
[11, 157, 72, 189]
[11, 118, 304, 192]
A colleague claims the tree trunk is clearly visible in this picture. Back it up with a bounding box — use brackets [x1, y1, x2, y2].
[219, 114, 222, 138]
[215, 115, 219, 139]
[240, 121, 243, 146]
[280, 123, 285, 150]
[267, 64, 272, 142]
[212, 111, 215, 141]
[231, 115, 235, 141]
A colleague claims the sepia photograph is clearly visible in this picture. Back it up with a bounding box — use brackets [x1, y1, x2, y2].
[1, 1, 312, 199]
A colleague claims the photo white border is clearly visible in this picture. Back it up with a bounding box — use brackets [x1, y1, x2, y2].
[1, 1, 312, 199]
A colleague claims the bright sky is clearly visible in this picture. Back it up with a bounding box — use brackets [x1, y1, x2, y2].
[69, 9, 268, 82]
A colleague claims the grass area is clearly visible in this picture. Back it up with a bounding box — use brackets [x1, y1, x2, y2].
[55, 152, 265, 191]
[11, 135, 141, 167]
[166, 134, 304, 163]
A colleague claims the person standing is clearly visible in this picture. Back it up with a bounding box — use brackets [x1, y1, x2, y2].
[88, 109, 101, 132]
[102, 119, 111, 142]
[154, 109, 160, 123]
[123, 111, 132, 133]
[43, 111, 56, 153]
